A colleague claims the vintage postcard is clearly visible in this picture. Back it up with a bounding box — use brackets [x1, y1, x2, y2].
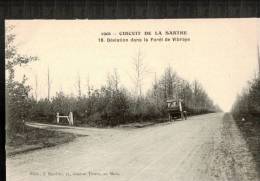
[5, 19, 260, 181]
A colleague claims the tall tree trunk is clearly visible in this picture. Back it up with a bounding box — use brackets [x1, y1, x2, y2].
[47, 67, 51, 101]
[35, 73, 38, 101]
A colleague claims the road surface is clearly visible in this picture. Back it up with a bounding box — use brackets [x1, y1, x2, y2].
[6, 113, 259, 181]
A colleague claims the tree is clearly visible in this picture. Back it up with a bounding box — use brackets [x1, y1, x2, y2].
[77, 72, 82, 98]
[47, 66, 52, 101]
[107, 69, 120, 93]
[34, 73, 38, 101]
[132, 49, 147, 98]
[152, 66, 219, 115]
[5, 25, 38, 136]
[232, 76, 260, 119]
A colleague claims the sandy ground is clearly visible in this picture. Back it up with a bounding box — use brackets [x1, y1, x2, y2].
[6, 113, 259, 181]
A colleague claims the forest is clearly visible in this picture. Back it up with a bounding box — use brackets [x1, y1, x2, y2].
[6, 26, 220, 138]
[232, 73, 260, 120]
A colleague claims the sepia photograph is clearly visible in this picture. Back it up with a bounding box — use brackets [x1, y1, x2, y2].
[5, 19, 260, 181]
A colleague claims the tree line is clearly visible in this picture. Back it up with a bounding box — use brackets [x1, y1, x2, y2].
[28, 67, 220, 127]
[6, 26, 220, 137]
[232, 73, 260, 120]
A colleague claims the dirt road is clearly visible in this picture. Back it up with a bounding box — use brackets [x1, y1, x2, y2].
[6, 113, 259, 181]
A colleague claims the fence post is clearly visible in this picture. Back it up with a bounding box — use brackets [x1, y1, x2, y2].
[69, 112, 73, 125]
[57, 112, 59, 124]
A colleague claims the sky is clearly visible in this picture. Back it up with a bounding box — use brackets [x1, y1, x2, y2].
[6, 19, 260, 112]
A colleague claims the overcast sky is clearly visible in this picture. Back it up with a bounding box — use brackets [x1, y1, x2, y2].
[6, 19, 260, 112]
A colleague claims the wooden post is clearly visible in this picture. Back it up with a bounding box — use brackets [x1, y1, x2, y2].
[179, 100, 184, 120]
[57, 112, 59, 124]
[69, 112, 73, 125]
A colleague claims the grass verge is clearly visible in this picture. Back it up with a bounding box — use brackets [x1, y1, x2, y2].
[234, 114, 260, 174]
[6, 125, 77, 156]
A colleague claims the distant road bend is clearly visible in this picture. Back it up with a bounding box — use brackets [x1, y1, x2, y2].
[7, 113, 259, 181]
